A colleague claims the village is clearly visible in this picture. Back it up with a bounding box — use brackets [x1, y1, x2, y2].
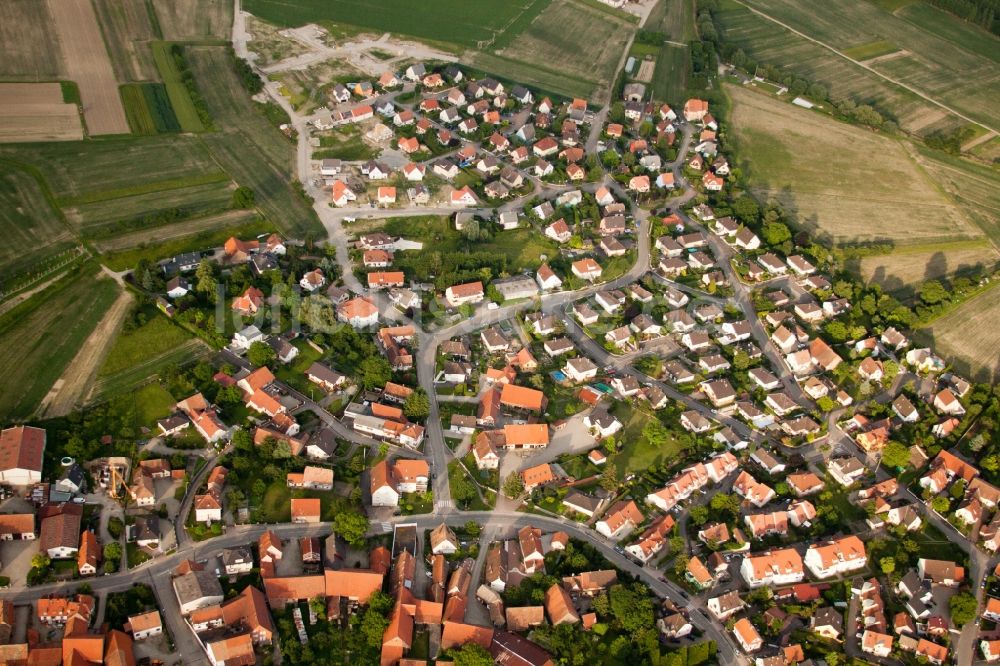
[1, 15, 999, 666]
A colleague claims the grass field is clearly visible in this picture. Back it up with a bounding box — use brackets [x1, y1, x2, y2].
[645, 0, 696, 42]
[245, 0, 551, 48]
[154, 0, 232, 41]
[150, 41, 206, 132]
[909, 147, 1000, 249]
[651, 44, 689, 104]
[131, 382, 178, 426]
[92, 0, 159, 81]
[727, 84, 981, 246]
[121, 83, 182, 135]
[92, 209, 258, 253]
[0, 164, 75, 282]
[0, 265, 119, 419]
[921, 282, 1000, 381]
[608, 403, 689, 476]
[313, 125, 379, 161]
[842, 40, 899, 61]
[729, 0, 1000, 133]
[859, 241, 1000, 292]
[69, 179, 236, 239]
[491, 0, 634, 102]
[0, 0, 63, 81]
[187, 46, 322, 237]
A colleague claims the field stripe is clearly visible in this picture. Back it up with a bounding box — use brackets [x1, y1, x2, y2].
[47, 0, 130, 135]
[56, 171, 230, 207]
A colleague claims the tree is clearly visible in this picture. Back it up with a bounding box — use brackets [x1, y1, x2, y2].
[502, 471, 524, 498]
[31, 553, 50, 570]
[357, 356, 392, 391]
[403, 389, 430, 420]
[732, 350, 750, 371]
[450, 463, 476, 504]
[608, 583, 655, 636]
[880, 441, 910, 469]
[232, 186, 255, 209]
[104, 542, 122, 562]
[950, 591, 977, 627]
[247, 341, 277, 367]
[761, 221, 791, 247]
[643, 418, 671, 447]
[931, 496, 951, 513]
[333, 511, 369, 546]
[195, 259, 217, 302]
[689, 505, 709, 525]
[920, 279, 949, 305]
[880, 556, 895, 575]
[600, 465, 619, 492]
[453, 643, 494, 666]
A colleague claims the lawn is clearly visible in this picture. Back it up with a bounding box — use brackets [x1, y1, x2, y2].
[274, 339, 324, 396]
[126, 543, 152, 568]
[0, 264, 120, 419]
[132, 382, 177, 426]
[313, 125, 379, 161]
[608, 402, 689, 476]
[244, 0, 551, 48]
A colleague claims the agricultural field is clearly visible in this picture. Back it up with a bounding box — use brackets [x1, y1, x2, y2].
[738, 0, 1000, 132]
[154, 0, 232, 41]
[921, 284, 1000, 381]
[150, 41, 207, 132]
[859, 241, 1000, 293]
[48, 0, 130, 135]
[67, 179, 236, 239]
[187, 46, 322, 237]
[490, 0, 634, 102]
[244, 0, 552, 48]
[727, 84, 981, 246]
[120, 83, 182, 135]
[0, 83, 84, 143]
[92, 209, 259, 253]
[909, 147, 1000, 248]
[0, 0, 63, 81]
[651, 44, 689, 104]
[714, 0, 973, 136]
[645, 0, 697, 42]
[0, 165, 76, 282]
[0, 265, 119, 420]
[92, 0, 160, 82]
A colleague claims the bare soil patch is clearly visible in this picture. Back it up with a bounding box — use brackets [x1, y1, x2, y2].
[0, 0, 63, 81]
[0, 83, 83, 142]
[47, 0, 130, 136]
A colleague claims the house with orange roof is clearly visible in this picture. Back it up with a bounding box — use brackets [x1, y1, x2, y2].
[862, 630, 893, 657]
[544, 584, 579, 625]
[331, 179, 356, 207]
[444, 281, 484, 306]
[521, 463, 556, 492]
[500, 383, 547, 413]
[77, 530, 100, 576]
[337, 296, 379, 328]
[740, 548, 805, 588]
[231, 286, 265, 316]
[441, 621, 495, 651]
[686, 556, 714, 589]
[205, 632, 255, 666]
[502, 423, 549, 450]
[595, 500, 642, 539]
[126, 610, 162, 640]
[683, 99, 709, 122]
[290, 498, 321, 524]
[450, 185, 478, 207]
[805, 536, 867, 578]
[224, 236, 260, 262]
[625, 514, 675, 563]
[732, 618, 762, 653]
[571, 258, 602, 281]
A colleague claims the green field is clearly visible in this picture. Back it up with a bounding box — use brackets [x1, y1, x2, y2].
[131, 382, 179, 426]
[313, 126, 379, 161]
[121, 83, 182, 135]
[0, 164, 75, 282]
[841, 40, 898, 60]
[187, 46, 322, 237]
[0, 265, 119, 419]
[92, 0, 159, 81]
[71, 179, 235, 239]
[244, 0, 551, 48]
[151, 41, 206, 132]
[651, 43, 689, 103]
[92, 307, 208, 401]
[646, 0, 697, 42]
[721, 0, 1000, 134]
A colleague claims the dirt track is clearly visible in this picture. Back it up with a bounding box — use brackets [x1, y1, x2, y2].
[39, 288, 133, 418]
[47, 0, 129, 135]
